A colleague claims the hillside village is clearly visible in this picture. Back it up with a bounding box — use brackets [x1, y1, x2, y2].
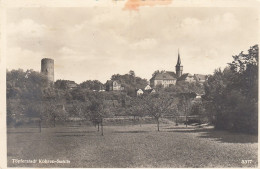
[54, 51, 208, 97]
[7, 50, 209, 128]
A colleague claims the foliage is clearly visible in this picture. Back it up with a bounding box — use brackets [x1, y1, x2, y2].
[203, 45, 258, 134]
[164, 81, 204, 94]
[142, 92, 178, 131]
[7, 69, 49, 100]
[126, 96, 147, 118]
[79, 80, 104, 91]
[110, 70, 148, 97]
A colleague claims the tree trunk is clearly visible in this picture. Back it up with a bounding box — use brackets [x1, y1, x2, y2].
[101, 119, 104, 136]
[133, 116, 136, 126]
[97, 123, 100, 131]
[156, 118, 160, 131]
[186, 115, 188, 127]
[39, 120, 42, 133]
[53, 117, 56, 128]
[185, 106, 188, 127]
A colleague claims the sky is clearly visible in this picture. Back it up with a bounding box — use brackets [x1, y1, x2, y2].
[6, 6, 259, 83]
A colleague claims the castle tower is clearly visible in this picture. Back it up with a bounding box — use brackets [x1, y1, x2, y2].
[41, 58, 54, 83]
[175, 49, 183, 78]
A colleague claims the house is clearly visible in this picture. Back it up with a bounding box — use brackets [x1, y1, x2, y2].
[178, 73, 196, 83]
[150, 71, 177, 88]
[194, 74, 208, 84]
[105, 80, 124, 91]
[66, 81, 78, 89]
[144, 85, 152, 90]
[136, 89, 144, 96]
[136, 88, 156, 96]
[144, 88, 156, 94]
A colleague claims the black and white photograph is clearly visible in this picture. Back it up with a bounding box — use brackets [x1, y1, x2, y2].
[1, 0, 259, 168]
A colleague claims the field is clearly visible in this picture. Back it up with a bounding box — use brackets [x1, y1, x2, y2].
[7, 121, 258, 168]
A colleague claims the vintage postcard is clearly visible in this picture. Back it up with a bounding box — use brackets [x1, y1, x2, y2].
[0, 0, 259, 168]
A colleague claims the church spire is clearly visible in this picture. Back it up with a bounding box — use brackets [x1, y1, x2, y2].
[175, 49, 183, 78]
[176, 48, 181, 66]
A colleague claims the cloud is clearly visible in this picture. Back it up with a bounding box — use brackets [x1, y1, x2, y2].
[130, 38, 157, 50]
[8, 19, 47, 38]
[6, 8, 259, 83]
[7, 47, 44, 71]
[58, 46, 79, 57]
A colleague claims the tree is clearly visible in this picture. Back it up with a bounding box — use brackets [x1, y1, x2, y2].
[190, 102, 205, 124]
[129, 70, 135, 77]
[142, 93, 177, 131]
[55, 80, 70, 90]
[82, 93, 112, 136]
[126, 97, 146, 125]
[164, 81, 204, 94]
[6, 69, 53, 129]
[79, 80, 104, 91]
[7, 69, 49, 100]
[203, 45, 258, 133]
[88, 100, 105, 135]
[177, 92, 196, 127]
[25, 101, 45, 132]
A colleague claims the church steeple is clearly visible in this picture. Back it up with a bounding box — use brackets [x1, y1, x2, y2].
[175, 49, 183, 78]
[177, 49, 181, 66]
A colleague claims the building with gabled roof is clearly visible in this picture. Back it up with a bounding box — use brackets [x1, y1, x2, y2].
[144, 85, 152, 90]
[178, 73, 196, 83]
[136, 89, 144, 96]
[105, 80, 124, 91]
[150, 71, 177, 88]
[150, 50, 208, 88]
[136, 87, 156, 96]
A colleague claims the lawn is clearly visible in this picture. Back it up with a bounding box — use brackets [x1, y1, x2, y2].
[7, 122, 258, 168]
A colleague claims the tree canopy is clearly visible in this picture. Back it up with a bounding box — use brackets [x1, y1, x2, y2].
[203, 45, 258, 134]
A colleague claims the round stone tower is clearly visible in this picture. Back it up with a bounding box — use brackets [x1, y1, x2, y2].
[41, 58, 54, 83]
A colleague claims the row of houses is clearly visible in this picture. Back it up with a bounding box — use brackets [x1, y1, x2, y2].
[105, 80, 156, 96]
[136, 85, 156, 96]
[150, 71, 207, 88]
[104, 51, 207, 96]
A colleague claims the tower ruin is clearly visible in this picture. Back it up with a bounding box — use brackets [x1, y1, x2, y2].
[41, 58, 54, 83]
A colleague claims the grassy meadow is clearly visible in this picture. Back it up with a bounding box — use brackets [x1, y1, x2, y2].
[7, 121, 258, 168]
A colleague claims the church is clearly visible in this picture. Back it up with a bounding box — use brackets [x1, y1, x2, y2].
[150, 51, 208, 88]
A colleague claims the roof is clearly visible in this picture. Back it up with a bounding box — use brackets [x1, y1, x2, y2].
[144, 89, 155, 94]
[194, 74, 207, 81]
[144, 85, 152, 90]
[67, 80, 77, 84]
[150, 72, 176, 81]
[106, 80, 120, 85]
[178, 73, 193, 81]
[166, 71, 177, 78]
